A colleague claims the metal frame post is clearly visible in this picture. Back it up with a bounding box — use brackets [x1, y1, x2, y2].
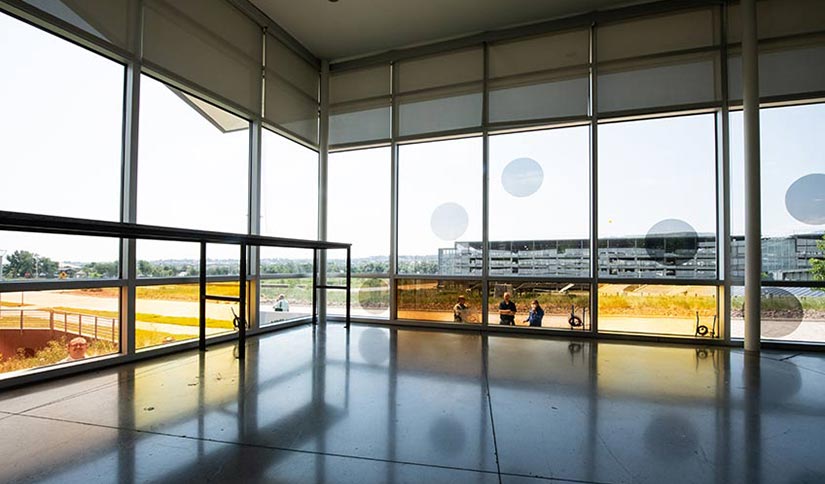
[481, 42, 490, 327]
[742, 0, 761, 352]
[239, 243, 247, 359]
[589, 22, 600, 335]
[199, 242, 207, 351]
[346, 246, 351, 329]
[318, 60, 330, 326]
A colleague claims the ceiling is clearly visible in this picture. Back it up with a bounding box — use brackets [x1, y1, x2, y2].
[250, 0, 653, 62]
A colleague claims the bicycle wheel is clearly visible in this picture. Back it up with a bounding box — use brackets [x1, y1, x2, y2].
[568, 315, 583, 327]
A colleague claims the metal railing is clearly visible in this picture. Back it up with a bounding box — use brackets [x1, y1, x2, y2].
[0, 210, 352, 359]
[0, 307, 118, 342]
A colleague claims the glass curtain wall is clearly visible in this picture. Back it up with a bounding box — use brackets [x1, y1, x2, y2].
[328, 147, 391, 319]
[136, 74, 249, 348]
[259, 129, 319, 325]
[0, 12, 125, 375]
[730, 104, 825, 343]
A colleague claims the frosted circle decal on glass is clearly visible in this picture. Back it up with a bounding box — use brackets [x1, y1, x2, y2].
[358, 279, 390, 314]
[430, 202, 469, 241]
[357, 328, 390, 365]
[643, 219, 698, 265]
[501, 157, 543, 197]
[785, 173, 825, 225]
[761, 288, 804, 339]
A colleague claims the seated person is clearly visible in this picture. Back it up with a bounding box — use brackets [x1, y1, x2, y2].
[273, 294, 290, 312]
[453, 295, 470, 323]
[60, 336, 88, 363]
[524, 299, 545, 327]
[499, 292, 516, 325]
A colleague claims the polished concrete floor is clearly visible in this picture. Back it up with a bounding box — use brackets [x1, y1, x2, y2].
[1, 324, 824, 484]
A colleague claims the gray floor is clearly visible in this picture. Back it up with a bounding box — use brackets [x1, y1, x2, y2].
[1, 324, 824, 484]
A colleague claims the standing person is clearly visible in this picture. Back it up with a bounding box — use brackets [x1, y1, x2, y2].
[273, 294, 290, 312]
[524, 299, 544, 328]
[498, 292, 516, 325]
[454, 295, 470, 323]
[60, 336, 88, 363]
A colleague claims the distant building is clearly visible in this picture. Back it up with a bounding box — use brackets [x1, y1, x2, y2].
[439, 233, 824, 281]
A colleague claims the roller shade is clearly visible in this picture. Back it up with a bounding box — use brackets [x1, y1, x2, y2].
[596, 8, 721, 114]
[330, 65, 391, 145]
[599, 52, 721, 113]
[265, 34, 319, 145]
[728, 0, 825, 43]
[397, 48, 483, 136]
[142, 0, 262, 115]
[489, 29, 590, 123]
[24, 0, 136, 52]
[727, 0, 825, 100]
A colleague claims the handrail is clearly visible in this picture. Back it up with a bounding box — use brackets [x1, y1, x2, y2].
[0, 210, 352, 360]
[0, 211, 350, 250]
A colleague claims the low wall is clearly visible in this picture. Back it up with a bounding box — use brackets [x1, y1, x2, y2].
[0, 329, 79, 361]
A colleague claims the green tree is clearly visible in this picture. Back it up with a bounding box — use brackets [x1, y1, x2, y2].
[4, 250, 36, 278]
[811, 234, 825, 282]
[83, 261, 119, 278]
[3, 250, 56, 278]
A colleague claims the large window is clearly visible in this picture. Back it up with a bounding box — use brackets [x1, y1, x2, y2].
[398, 137, 483, 275]
[598, 284, 718, 338]
[260, 129, 318, 240]
[137, 74, 249, 233]
[1, 288, 120, 376]
[397, 279, 482, 324]
[730, 103, 825, 344]
[730, 104, 825, 283]
[0, 12, 124, 221]
[598, 114, 718, 280]
[489, 126, 590, 277]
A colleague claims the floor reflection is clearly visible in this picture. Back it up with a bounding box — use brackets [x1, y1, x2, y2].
[0, 324, 824, 483]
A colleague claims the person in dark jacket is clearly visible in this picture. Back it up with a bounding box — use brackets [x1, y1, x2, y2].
[524, 299, 544, 328]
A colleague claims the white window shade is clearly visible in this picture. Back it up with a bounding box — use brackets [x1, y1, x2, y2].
[24, 0, 136, 52]
[142, 0, 262, 115]
[489, 29, 590, 123]
[596, 8, 721, 114]
[728, 37, 825, 101]
[397, 48, 483, 136]
[265, 34, 319, 145]
[599, 52, 721, 113]
[727, 0, 825, 101]
[597, 8, 719, 62]
[728, 0, 825, 43]
[330, 65, 391, 145]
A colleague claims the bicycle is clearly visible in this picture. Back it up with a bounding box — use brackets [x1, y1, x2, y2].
[568, 304, 587, 330]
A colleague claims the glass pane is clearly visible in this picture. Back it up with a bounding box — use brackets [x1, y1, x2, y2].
[598, 114, 717, 279]
[0, 232, 119, 280]
[137, 75, 249, 233]
[487, 281, 590, 330]
[328, 147, 390, 273]
[1, 288, 119, 376]
[398, 137, 482, 276]
[730, 104, 825, 282]
[731, 286, 825, 343]
[0, 12, 123, 221]
[489, 126, 590, 276]
[259, 277, 312, 326]
[397, 279, 482, 324]
[327, 277, 390, 320]
[598, 284, 718, 337]
[136, 241, 240, 278]
[260, 129, 318, 240]
[135, 283, 238, 350]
